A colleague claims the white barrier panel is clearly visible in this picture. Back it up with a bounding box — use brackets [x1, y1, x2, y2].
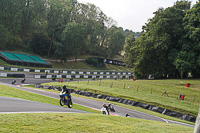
[128, 72, 131, 75]
[75, 75, 80, 78]
[45, 70, 50, 73]
[11, 68, 18, 71]
[35, 75, 41, 79]
[106, 72, 109, 75]
[79, 72, 83, 74]
[84, 75, 88, 78]
[100, 72, 104, 75]
[92, 76, 96, 78]
[35, 70, 40, 72]
[106, 76, 110, 78]
[71, 71, 76, 74]
[0, 67, 4, 70]
[126, 76, 129, 78]
[118, 73, 121, 75]
[24, 69, 30, 72]
[86, 72, 90, 74]
[94, 72, 97, 74]
[100, 76, 103, 78]
[0, 73, 7, 77]
[54, 71, 59, 73]
[67, 75, 71, 78]
[63, 71, 67, 74]
[123, 73, 126, 75]
[57, 75, 61, 78]
[47, 75, 52, 78]
[112, 72, 115, 75]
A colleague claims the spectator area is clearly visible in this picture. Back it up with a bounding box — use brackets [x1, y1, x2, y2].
[0, 51, 51, 68]
[0, 52, 21, 62]
[13, 53, 36, 63]
[29, 55, 47, 64]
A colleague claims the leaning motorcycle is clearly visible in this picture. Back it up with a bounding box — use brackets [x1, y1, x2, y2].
[59, 92, 73, 108]
[101, 107, 109, 115]
[108, 105, 115, 112]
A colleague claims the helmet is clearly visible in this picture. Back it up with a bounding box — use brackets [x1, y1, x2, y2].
[63, 85, 66, 89]
[108, 103, 111, 105]
[103, 104, 106, 107]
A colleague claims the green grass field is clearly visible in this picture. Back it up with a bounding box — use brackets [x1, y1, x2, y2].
[42, 79, 200, 116]
[0, 113, 194, 133]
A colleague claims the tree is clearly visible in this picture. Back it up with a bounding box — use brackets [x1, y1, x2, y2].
[106, 26, 125, 58]
[29, 32, 51, 56]
[124, 1, 191, 79]
[180, 1, 200, 78]
[56, 22, 86, 63]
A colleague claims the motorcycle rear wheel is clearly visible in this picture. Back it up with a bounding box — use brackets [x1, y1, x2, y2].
[68, 101, 73, 108]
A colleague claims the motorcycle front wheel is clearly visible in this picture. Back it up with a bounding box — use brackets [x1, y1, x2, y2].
[59, 99, 64, 106]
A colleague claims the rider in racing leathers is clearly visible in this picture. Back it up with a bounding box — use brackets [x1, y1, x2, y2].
[103, 104, 110, 115]
[62, 85, 71, 99]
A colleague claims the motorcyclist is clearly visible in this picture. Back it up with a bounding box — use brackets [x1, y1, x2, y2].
[108, 103, 115, 112]
[103, 104, 110, 115]
[108, 103, 111, 108]
[62, 85, 71, 99]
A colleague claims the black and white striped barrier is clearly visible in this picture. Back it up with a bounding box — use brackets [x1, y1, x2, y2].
[34, 75, 130, 79]
[0, 66, 132, 76]
[0, 73, 25, 78]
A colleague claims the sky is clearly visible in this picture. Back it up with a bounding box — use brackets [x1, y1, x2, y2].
[78, 0, 199, 32]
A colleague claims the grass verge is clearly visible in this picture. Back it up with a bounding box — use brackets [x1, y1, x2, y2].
[0, 113, 194, 133]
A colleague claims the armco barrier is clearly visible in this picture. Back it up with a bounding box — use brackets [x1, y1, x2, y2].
[35, 84, 196, 123]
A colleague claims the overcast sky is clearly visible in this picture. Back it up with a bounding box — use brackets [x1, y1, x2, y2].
[78, 0, 198, 32]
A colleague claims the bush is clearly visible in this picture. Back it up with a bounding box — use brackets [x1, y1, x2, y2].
[86, 57, 98, 66]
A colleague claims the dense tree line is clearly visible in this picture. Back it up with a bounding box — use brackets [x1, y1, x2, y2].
[0, 0, 135, 62]
[124, 0, 200, 78]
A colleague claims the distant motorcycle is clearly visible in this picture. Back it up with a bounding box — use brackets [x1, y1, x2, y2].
[11, 80, 16, 84]
[59, 92, 73, 108]
[52, 76, 56, 81]
[21, 78, 25, 83]
[108, 104, 115, 112]
[101, 107, 109, 115]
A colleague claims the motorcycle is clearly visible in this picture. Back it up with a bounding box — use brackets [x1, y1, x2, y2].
[101, 107, 109, 115]
[108, 105, 115, 112]
[59, 92, 73, 108]
[21, 78, 25, 83]
[11, 80, 16, 84]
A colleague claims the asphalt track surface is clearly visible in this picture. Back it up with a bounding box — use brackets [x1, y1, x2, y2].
[0, 78, 194, 127]
[0, 96, 87, 114]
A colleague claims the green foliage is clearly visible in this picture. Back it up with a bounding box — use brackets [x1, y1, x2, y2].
[85, 57, 98, 66]
[55, 22, 86, 63]
[29, 32, 51, 56]
[0, 0, 126, 61]
[124, 0, 200, 79]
